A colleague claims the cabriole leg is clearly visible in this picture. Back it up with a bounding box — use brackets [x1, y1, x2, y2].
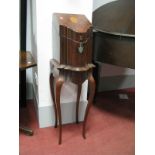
[83, 73, 96, 139]
[55, 76, 64, 144]
[50, 73, 57, 128]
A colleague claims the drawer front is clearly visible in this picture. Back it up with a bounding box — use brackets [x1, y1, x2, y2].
[93, 32, 135, 69]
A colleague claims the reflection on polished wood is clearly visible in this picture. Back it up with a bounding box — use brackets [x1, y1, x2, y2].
[19, 51, 37, 70]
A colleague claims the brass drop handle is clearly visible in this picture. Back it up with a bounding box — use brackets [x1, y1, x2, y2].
[78, 42, 84, 54]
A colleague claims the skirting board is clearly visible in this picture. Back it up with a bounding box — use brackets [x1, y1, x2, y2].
[98, 75, 135, 91]
[32, 83, 87, 128]
[38, 101, 87, 128]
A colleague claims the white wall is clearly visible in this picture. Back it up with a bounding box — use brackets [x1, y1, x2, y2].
[28, 0, 93, 127]
[26, 0, 38, 99]
[93, 0, 117, 10]
[36, 0, 93, 108]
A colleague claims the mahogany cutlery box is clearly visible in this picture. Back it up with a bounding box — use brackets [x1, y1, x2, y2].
[52, 13, 93, 68]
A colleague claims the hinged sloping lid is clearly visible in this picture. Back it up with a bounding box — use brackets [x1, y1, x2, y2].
[53, 13, 92, 33]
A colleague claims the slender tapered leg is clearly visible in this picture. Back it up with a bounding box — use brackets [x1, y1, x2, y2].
[83, 73, 96, 139]
[92, 61, 99, 103]
[55, 76, 64, 145]
[76, 84, 82, 124]
[50, 73, 57, 128]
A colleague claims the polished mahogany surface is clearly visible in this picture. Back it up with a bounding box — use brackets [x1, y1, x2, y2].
[53, 13, 93, 68]
[53, 13, 91, 33]
[19, 51, 37, 70]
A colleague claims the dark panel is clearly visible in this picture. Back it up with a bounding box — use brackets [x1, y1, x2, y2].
[19, 0, 27, 107]
[20, 0, 27, 50]
[93, 0, 135, 35]
[93, 32, 135, 69]
[92, 0, 135, 69]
